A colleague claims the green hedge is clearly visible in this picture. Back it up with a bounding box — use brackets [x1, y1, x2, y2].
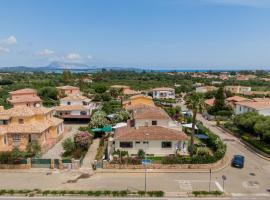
[192, 190, 223, 196]
[0, 189, 164, 197]
[162, 123, 226, 164]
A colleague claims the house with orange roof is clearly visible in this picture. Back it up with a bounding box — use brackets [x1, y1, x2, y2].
[225, 96, 250, 110]
[7, 88, 42, 107]
[0, 106, 64, 152]
[152, 87, 175, 99]
[113, 126, 188, 156]
[122, 94, 155, 109]
[56, 85, 80, 97]
[235, 100, 270, 116]
[131, 104, 171, 128]
[204, 98, 215, 108]
[55, 94, 96, 120]
[110, 85, 140, 96]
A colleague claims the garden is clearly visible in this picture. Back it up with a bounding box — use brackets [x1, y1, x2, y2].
[223, 112, 270, 155]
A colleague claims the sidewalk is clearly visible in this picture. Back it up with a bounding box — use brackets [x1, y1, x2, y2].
[80, 138, 100, 174]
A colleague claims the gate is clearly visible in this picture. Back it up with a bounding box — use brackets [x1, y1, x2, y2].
[31, 159, 51, 168]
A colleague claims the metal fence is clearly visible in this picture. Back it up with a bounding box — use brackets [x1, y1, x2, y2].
[31, 158, 51, 168]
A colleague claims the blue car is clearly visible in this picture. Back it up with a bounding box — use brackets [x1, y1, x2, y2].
[232, 155, 245, 168]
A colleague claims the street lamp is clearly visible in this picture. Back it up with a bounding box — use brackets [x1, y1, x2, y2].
[222, 175, 226, 192]
[208, 168, 212, 192]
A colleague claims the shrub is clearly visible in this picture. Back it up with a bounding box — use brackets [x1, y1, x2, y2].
[74, 132, 91, 151]
[137, 149, 145, 159]
[138, 191, 146, 196]
[62, 138, 75, 155]
[26, 141, 41, 157]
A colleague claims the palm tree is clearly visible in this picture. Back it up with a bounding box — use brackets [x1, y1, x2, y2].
[185, 92, 204, 156]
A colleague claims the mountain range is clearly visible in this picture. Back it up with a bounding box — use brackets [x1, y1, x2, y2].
[0, 61, 143, 73]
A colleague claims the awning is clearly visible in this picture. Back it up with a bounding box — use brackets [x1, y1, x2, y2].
[112, 122, 127, 129]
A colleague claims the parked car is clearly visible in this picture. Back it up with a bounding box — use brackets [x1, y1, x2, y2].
[231, 155, 245, 168]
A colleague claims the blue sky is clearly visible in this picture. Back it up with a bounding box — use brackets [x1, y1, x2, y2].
[1, 0, 270, 69]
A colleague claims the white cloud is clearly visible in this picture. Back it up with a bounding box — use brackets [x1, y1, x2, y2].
[36, 48, 54, 56]
[204, 0, 270, 7]
[87, 55, 93, 60]
[0, 35, 17, 45]
[0, 46, 10, 53]
[66, 53, 82, 61]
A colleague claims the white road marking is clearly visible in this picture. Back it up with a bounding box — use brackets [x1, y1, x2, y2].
[232, 193, 270, 197]
[215, 181, 224, 192]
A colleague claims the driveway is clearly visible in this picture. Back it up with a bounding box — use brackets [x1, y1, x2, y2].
[41, 125, 82, 159]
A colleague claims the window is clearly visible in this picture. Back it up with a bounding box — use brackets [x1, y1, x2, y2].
[161, 141, 172, 148]
[120, 142, 133, 148]
[67, 102, 71, 105]
[143, 141, 149, 144]
[3, 135, 7, 145]
[80, 111, 87, 115]
[12, 134, 21, 143]
[152, 120, 157, 125]
[18, 119, 24, 124]
[135, 141, 140, 144]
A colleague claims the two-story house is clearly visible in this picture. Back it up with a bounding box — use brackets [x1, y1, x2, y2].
[122, 94, 155, 110]
[7, 88, 42, 107]
[111, 104, 188, 157]
[55, 94, 95, 120]
[0, 106, 64, 152]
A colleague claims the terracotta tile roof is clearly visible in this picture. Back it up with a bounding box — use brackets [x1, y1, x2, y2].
[253, 98, 270, 102]
[129, 94, 153, 100]
[9, 88, 37, 94]
[61, 94, 90, 101]
[205, 98, 215, 106]
[7, 96, 42, 103]
[152, 87, 174, 91]
[114, 126, 188, 141]
[235, 101, 270, 110]
[226, 96, 249, 102]
[132, 105, 170, 120]
[55, 105, 88, 111]
[0, 106, 54, 117]
[56, 85, 79, 90]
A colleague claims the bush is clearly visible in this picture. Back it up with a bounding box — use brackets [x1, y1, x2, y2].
[26, 141, 41, 157]
[74, 132, 91, 151]
[193, 190, 222, 196]
[137, 149, 145, 159]
[62, 138, 75, 155]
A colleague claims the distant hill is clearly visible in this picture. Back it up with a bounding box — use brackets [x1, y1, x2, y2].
[0, 62, 143, 73]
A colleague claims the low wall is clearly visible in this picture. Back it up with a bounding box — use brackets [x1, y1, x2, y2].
[103, 155, 227, 170]
[0, 164, 30, 169]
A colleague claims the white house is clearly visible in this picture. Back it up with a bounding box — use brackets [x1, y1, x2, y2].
[235, 101, 270, 116]
[152, 87, 175, 99]
[113, 126, 188, 156]
[55, 94, 96, 120]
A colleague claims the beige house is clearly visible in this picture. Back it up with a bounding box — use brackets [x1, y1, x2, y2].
[225, 86, 251, 94]
[113, 126, 188, 156]
[0, 106, 64, 152]
[7, 88, 42, 107]
[132, 105, 170, 128]
[196, 86, 217, 93]
[56, 85, 80, 97]
[235, 98, 270, 116]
